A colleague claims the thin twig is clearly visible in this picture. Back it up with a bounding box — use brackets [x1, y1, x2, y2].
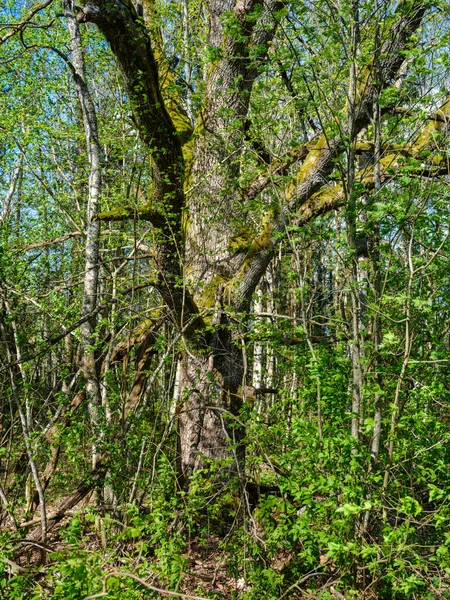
[0, 0, 55, 45]
[279, 571, 325, 599]
[93, 571, 212, 600]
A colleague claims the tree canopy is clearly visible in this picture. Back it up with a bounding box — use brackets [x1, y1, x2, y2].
[0, 0, 449, 597]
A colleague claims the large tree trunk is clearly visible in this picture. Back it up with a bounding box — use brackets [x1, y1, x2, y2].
[78, 0, 428, 488]
[176, 0, 283, 481]
[78, 0, 279, 484]
[178, 352, 244, 480]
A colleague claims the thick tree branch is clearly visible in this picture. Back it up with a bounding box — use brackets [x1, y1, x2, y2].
[231, 0, 429, 310]
[96, 204, 165, 225]
[77, 0, 205, 341]
[285, 1, 428, 211]
[140, 0, 194, 145]
[295, 95, 450, 223]
[76, 1, 183, 185]
[245, 144, 311, 201]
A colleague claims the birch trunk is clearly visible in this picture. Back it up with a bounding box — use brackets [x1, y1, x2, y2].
[346, 2, 363, 444]
[64, 0, 102, 466]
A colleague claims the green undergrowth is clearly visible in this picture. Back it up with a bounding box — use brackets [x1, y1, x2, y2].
[2, 407, 450, 600]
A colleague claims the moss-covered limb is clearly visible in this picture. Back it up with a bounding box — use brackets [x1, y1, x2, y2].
[111, 313, 165, 362]
[227, 1, 427, 312]
[78, 2, 208, 348]
[293, 154, 399, 227]
[140, 0, 193, 146]
[357, 94, 450, 171]
[153, 60, 193, 146]
[226, 208, 278, 263]
[291, 154, 397, 226]
[390, 105, 450, 124]
[199, 128, 448, 304]
[296, 149, 450, 227]
[244, 131, 363, 207]
[192, 276, 229, 325]
[77, 1, 185, 212]
[96, 205, 164, 225]
[244, 145, 312, 201]
[357, 97, 450, 155]
[225, 208, 279, 312]
[295, 184, 345, 226]
[354, 141, 405, 154]
[284, 1, 427, 209]
[409, 95, 450, 152]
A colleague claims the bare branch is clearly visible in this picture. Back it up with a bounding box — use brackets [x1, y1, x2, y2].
[0, 0, 55, 46]
[101, 571, 212, 600]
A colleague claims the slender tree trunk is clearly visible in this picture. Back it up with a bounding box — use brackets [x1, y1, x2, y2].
[346, 2, 363, 444]
[1, 297, 48, 547]
[362, 25, 383, 543]
[382, 233, 415, 509]
[369, 39, 383, 468]
[181, 0, 193, 123]
[0, 156, 22, 224]
[64, 0, 102, 466]
[252, 285, 264, 393]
